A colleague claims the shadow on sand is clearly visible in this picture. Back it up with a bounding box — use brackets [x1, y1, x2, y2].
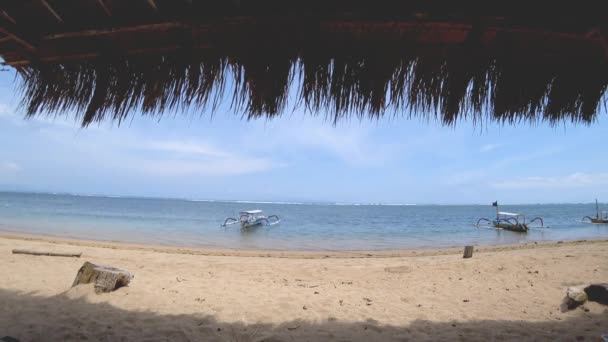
[1, 288, 607, 341]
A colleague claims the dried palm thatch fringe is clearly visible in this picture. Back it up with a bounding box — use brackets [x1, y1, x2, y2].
[16, 46, 608, 127]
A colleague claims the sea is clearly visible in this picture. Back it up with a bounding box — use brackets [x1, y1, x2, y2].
[0, 192, 607, 251]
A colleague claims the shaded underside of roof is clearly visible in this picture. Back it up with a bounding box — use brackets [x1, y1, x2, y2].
[1, 0, 607, 126]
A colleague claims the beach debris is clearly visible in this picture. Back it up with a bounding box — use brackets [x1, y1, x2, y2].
[302, 305, 307, 310]
[384, 266, 412, 273]
[287, 321, 302, 331]
[561, 284, 608, 312]
[463, 246, 474, 258]
[585, 284, 608, 305]
[72, 261, 133, 293]
[1, 336, 20, 342]
[12, 249, 81, 258]
[561, 286, 588, 311]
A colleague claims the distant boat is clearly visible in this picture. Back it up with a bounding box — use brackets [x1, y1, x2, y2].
[222, 210, 280, 228]
[476, 201, 544, 233]
[582, 199, 608, 224]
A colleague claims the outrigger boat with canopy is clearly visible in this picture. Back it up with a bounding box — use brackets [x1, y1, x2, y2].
[222, 210, 280, 228]
[476, 201, 544, 233]
[582, 199, 608, 224]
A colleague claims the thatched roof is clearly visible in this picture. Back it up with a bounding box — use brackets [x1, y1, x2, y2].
[1, 1, 607, 126]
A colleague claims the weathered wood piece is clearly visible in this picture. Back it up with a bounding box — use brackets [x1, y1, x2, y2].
[72, 262, 133, 293]
[12, 249, 82, 257]
[463, 246, 474, 258]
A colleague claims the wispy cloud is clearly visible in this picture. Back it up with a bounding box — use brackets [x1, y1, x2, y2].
[480, 143, 502, 152]
[0, 161, 20, 182]
[490, 172, 608, 189]
[134, 158, 276, 176]
[0, 103, 80, 129]
[0, 161, 19, 172]
[138, 140, 279, 176]
[258, 121, 406, 166]
[0, 104, 11, 117]
[31, 121, 282, 177]
[145, 141, 229, 158]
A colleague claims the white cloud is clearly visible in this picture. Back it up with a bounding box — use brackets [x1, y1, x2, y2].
[490, 172, 608, 189]
[135, 158, 276, 176]
[0, 162, 20, 182]
[138, 140, 279, 175]
[442, 147, 563, 186]
[145, 141, 229, 158]
[480, 143, 501, 152]
[0, 104, 11, 116]
[0, 161, 20, 172]
[256, 121, 406, 166]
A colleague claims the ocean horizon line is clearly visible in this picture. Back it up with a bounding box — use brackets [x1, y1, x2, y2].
[0, 190, 602, 207]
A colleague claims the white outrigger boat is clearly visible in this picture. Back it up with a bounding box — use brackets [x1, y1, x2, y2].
[582, 199, 608, 224]
[222, 210, 280, 228]
[475, 201, 544, 233]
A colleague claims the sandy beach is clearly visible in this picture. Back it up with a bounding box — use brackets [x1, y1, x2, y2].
[1, 234, 607, 341]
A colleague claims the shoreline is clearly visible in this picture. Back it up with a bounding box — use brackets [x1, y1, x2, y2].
[1, 231, 606, 258]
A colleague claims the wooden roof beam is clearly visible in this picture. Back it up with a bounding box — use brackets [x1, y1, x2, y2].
[40, 0, 64, 23]
[0, 21, 36, 51]
[3, 44, 209, 66]
[95, 0, 112, 17]
[147, 0, 158, 12]
[44, 22, 187, 40]
[0, 8, 36, 51]
[0, 10, 16, 25]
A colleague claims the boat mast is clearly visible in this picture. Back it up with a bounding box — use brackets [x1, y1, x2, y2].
[596, 199, 600, 219]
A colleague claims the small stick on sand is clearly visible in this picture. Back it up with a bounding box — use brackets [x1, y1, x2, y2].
[12, 249, 82, 257]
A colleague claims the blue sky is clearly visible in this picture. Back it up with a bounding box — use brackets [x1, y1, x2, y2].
[0, 69, 607, 204]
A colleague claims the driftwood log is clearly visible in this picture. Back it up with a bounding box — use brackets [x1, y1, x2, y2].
[72, 262, 133, 293]
[12, 249, 81, 257]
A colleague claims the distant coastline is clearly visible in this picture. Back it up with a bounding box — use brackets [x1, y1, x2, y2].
[0, 190, 602, 206]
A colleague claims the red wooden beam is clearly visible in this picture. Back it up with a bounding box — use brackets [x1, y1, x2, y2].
[43, 22, 188, 40]
[2, 20, 606, 66]
[40, 0, 64, 23]
[4, 44, 209, 66]
[0, 26, 36, 52]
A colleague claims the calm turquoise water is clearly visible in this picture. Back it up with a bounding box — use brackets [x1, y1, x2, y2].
[0, 192, 607, 251]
